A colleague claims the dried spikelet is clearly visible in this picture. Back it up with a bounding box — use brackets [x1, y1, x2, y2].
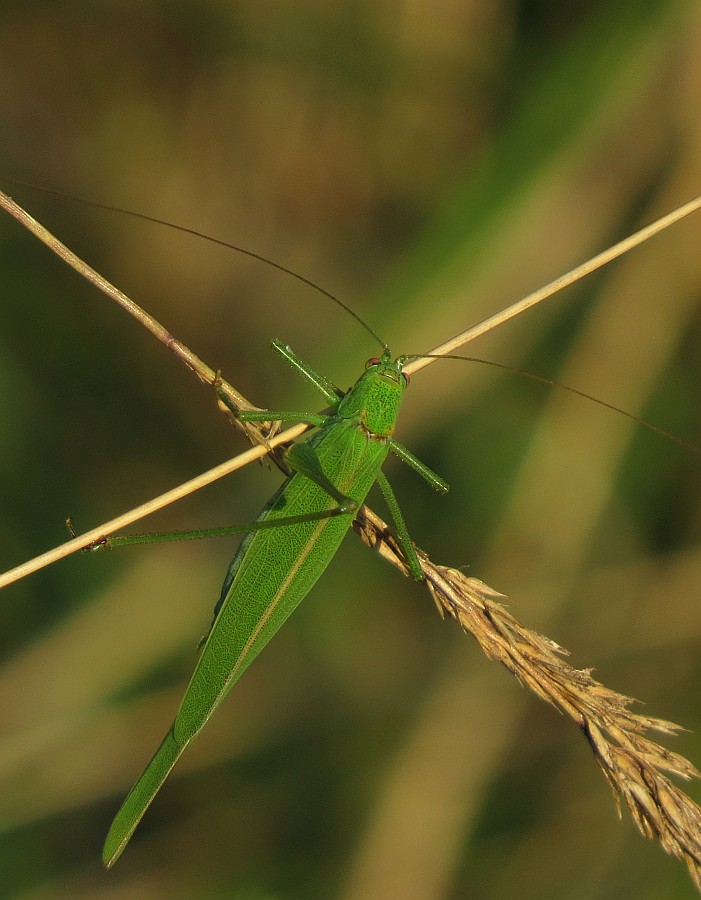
[421, 558, 701, 891]
[351, 506, 701, 887]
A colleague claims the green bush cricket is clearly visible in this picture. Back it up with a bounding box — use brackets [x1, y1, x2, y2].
[101, 332, 449, 866]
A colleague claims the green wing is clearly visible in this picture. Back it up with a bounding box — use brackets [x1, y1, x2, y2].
[103, 422, 387, 866]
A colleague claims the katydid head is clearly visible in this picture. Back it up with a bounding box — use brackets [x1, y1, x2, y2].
[338, 350, 409, 437]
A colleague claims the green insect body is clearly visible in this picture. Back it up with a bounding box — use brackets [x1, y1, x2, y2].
[103, 342, 447, 866]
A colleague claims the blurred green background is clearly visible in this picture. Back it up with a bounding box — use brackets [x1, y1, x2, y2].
[1, 1, 701, 897]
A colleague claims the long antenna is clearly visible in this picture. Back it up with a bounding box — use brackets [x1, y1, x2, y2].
[403, 353, 701, 457]
[7, 181, 389, 352]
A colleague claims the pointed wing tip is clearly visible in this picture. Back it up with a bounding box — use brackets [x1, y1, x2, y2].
[101, 728, 185, 869]
[102, 823, 131, 869]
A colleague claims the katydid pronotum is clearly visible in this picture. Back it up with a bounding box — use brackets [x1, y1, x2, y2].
[2, 190, 701, 879]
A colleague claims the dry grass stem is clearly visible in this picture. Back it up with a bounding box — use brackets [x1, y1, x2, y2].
[419, 559, 701, 890]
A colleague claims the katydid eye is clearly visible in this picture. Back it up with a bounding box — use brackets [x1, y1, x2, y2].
[366, 357, 381, 369]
